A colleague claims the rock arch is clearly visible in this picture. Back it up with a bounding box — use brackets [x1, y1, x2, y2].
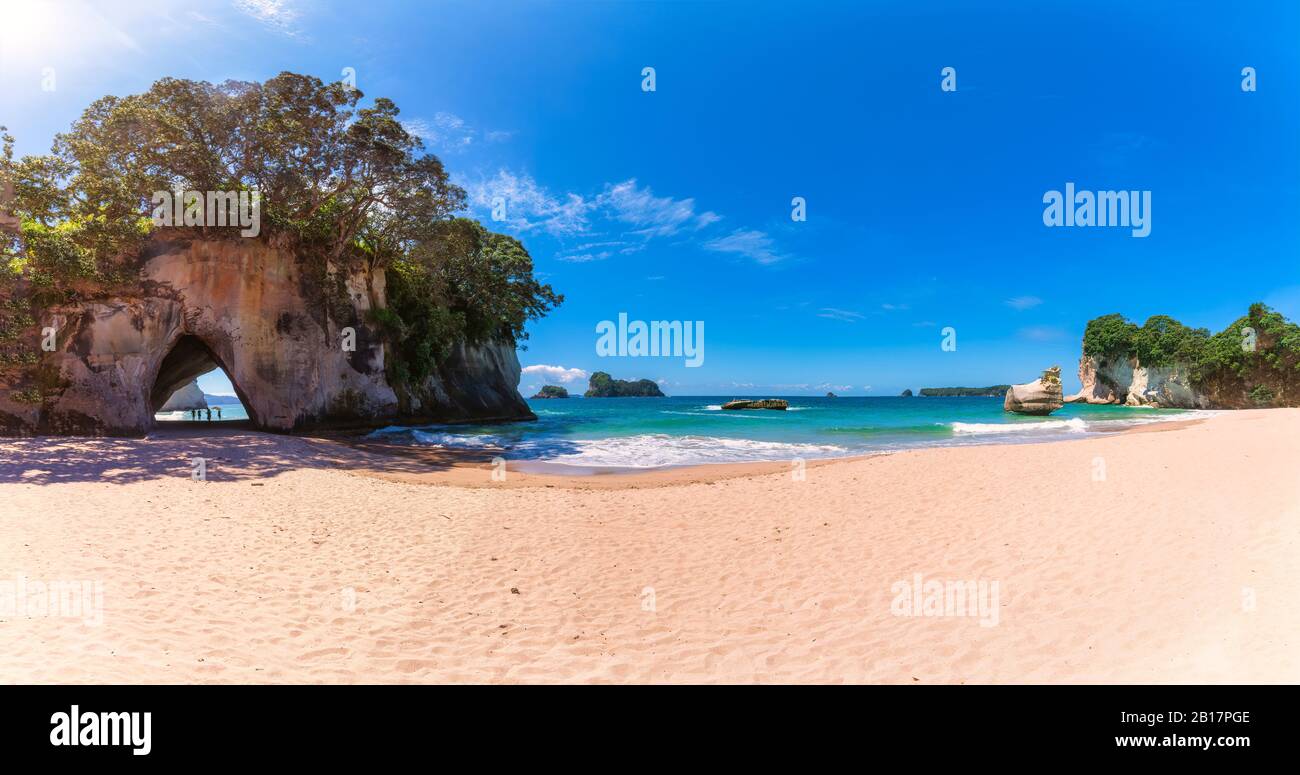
[149, 334, 255, 424]
[0, 235, 532, 436]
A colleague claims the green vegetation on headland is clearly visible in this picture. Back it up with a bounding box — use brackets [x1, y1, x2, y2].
[584, 371, 665, 397]
[1082, 303, 1300, 407]
[918, 386, 1011, 397]
[0, 72, 560, 391]
[531, 385, 569, 399]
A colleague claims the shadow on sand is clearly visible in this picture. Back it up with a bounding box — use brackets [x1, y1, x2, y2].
[0, 423, 546, 485]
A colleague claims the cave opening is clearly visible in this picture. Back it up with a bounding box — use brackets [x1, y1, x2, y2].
[151, 335, 253, 426]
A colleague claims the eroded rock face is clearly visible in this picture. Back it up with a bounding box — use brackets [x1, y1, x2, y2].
[1065, 354, 1211, 409]
[158, 380, 207, 411]
[0, 235, 533, 436]
[1004, 366, 1065, 415]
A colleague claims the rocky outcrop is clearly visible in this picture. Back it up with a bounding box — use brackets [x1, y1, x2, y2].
[1065, 354, 1211, 409]
[0, 234, 533, 436]
[584, 372, 665, 398]
[158, 380, 207, 411]
[1004, 366, 1064, 415]
[722, 398, 788, 410]
[531, 385, 569, 399]
[899, 389, 913, 397]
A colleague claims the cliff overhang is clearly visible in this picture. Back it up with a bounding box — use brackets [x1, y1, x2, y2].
[0, 235, 534, 436]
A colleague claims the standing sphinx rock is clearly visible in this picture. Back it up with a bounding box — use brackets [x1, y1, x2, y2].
[1004, 366, 1065, 415]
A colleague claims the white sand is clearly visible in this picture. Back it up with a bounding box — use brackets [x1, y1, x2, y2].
[1, 409, 1297, 683]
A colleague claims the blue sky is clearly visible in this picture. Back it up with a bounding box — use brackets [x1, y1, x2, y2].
[3, 0, 1298, 396]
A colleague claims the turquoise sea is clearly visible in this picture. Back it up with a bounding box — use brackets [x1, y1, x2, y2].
[371, 396, 1201, 472]
[154, 398, 249, 423]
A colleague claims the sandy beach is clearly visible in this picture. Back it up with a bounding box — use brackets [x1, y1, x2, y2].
[1, 409, 1297, 684]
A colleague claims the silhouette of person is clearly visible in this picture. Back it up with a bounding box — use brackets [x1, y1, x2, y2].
[205, 408, 212, 422]
[215, 406, 222, 420]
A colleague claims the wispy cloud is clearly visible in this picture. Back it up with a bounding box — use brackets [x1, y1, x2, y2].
[233, 0, 302, 36]
[464, 171, 789, 265]
[1006, 295, 1043, 311]
[522, 364, 589, 384]
[596, 179, 720, 239]
[880, 303, 909, 311]
[403, 112, 497, 152]
[556, 251, 611, 263]
[704, 228, 785, 265]
[817, 307, 864, 323]
[465, 170, 591, 236]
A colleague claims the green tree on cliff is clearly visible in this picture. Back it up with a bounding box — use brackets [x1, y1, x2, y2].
[0, 73, 560, 385]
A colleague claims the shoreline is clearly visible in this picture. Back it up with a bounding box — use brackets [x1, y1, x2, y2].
[336, 412, 1210, 490]
[2, 408, 1294, 683]
[2, 410, 1212, 491]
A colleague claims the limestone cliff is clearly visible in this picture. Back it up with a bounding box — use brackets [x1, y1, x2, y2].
[1066, 304, 1300, 409]
[1064, 354, 1211, 409]
[0, 234, 534, 436]
[158, 380, 207, 411]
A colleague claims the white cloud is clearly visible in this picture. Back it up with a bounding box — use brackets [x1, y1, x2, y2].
[233, 0, 301, 35]
[1006, 295, 1044, 310]
[402, 112, 484, 151]
[522, 364, 589, 384]
[596, 179, 720, 238]
[703, 228, 785, 265]
[556, 251, 611, 263]
[465, 170, 592, 236]
[817, 307, 864, 322]
[881, 303, 910, 311]
[464, 172, 791, 267]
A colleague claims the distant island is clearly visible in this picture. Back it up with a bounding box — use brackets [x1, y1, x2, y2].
[531, 385, 570, 399]
[899, 389, 913, 397]
[204, 393, 240, 405]
[584, 371, 666, 398]
[919, 386, 1011, 397]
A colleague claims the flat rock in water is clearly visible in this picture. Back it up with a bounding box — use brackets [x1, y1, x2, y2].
[721, 398, 789, 411]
